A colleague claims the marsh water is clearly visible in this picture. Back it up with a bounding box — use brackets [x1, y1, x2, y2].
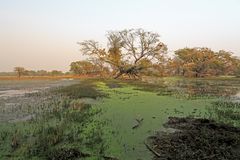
[0, 77, 240, 159]
[0, 79, 79, 122]
[96, 78, 240, 159]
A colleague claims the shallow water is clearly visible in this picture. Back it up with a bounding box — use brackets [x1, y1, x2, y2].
[0, 79, 79, 122]
[95, 85, 214, 159]
[93, 78, 240, 160]
[0, 89, 39, 98]
[0, 78, 239, 159]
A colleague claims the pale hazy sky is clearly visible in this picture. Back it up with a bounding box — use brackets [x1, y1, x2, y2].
[0, 0, 240, 72]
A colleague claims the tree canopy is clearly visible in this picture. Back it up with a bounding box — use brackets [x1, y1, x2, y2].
[70, 61, 97, 75]
[168, 48, 240, 77]
[76, 29, 240, 78]
[78, 29, 167, 79]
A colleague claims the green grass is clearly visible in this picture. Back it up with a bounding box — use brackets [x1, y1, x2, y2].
[0, 109, 105, 159]
[209, 101, 240, 126]
[0, 80, 107, 160]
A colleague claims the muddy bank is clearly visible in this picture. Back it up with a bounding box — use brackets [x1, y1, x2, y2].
[147, 117, 240, 160]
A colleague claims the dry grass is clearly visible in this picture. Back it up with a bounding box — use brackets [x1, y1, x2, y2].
[0, 75, 99, 81]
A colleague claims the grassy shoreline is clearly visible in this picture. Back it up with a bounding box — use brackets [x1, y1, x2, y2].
[0, 78, 239, 159]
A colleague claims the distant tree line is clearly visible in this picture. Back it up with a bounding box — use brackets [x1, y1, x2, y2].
[9, 67, 68, 78]
[71, 28, 240, 78]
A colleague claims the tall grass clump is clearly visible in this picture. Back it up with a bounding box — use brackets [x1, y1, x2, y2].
[209, 101, 240, 127]
[55, 80, 107, 99]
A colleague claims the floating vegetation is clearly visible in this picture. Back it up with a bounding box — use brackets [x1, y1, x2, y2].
[0, 78, 239, 160]
[209, 100, 240, 126]
[129, 77, 240, 100]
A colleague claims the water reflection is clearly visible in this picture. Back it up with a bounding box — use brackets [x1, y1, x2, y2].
[0, 89, 39, 98]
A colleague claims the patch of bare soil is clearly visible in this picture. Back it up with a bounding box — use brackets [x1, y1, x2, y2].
[146, 117, 240, 160]
[47, 148, 90, 160]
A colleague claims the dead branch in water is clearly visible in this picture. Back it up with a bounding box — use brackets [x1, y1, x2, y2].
[132, 118, 144, 129]
[144, 140, 161, 157]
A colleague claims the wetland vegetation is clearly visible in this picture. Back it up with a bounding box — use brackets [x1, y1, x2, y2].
[0, 77, 239, 159]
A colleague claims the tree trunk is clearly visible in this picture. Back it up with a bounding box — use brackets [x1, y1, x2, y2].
[114, 72, 123, 79]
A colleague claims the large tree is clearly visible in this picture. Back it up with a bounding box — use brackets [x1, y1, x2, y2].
[50, 70, 63, 76]
[235, 63, 240, 77]
[172, 48, 240, 77]
[70, 60, 97, 75]
[78, 29, 167, 79]
[174, 48, 217, 77]
[215, 50, 240, 75]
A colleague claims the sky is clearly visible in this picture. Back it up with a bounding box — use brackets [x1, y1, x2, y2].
[0, 0, 240, 72]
